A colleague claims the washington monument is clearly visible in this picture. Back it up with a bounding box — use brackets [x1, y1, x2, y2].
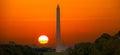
[56, 5, 61, 52]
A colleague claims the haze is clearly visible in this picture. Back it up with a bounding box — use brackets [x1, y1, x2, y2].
[0, 0, 120, 47]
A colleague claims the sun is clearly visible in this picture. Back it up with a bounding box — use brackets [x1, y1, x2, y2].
[38, 35, 48, 44]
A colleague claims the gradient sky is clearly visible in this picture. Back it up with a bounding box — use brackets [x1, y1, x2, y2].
[0, 0, 120, 47]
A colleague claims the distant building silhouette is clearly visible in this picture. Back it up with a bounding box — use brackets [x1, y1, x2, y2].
[32, 44, 38, 48]
[8, 41, 16, 46]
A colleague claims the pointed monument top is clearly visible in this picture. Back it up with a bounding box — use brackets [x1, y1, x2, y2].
[57, 4, 60, 8]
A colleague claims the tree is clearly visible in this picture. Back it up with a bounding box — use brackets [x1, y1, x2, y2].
[68, 32, 120, 55]
[68, 42, 99, 55]
[0, 44, 40, 55]
[114, 31, 120, 39]
[95, 33, 112, 44]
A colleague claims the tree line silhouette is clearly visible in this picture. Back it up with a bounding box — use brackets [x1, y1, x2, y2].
[67, 31, 120, 55]
[0, 44, 43, 55]
[1, 31, 120, 55]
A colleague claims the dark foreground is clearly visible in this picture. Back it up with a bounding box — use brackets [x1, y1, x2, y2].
[1, 31, 120, 55]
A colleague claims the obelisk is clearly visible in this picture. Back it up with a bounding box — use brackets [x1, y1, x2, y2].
[56, 5, 61, 52]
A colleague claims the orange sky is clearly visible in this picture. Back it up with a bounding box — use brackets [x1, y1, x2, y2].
[0, 0, 120, 47]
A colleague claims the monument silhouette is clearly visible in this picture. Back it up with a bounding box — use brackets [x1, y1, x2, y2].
[56, 4, 62, 52]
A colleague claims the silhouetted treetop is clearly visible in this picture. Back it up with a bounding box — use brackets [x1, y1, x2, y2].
[117, 31, 120, 35]
[0, 44, 42, 55]
[115, 31, 120, 38]
[95, 33, 111, 43]
[68, 31, 120, 55]
[101, 33, 111, 39]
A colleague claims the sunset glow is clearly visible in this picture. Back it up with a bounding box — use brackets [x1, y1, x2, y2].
[0, 0, 120, 47]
